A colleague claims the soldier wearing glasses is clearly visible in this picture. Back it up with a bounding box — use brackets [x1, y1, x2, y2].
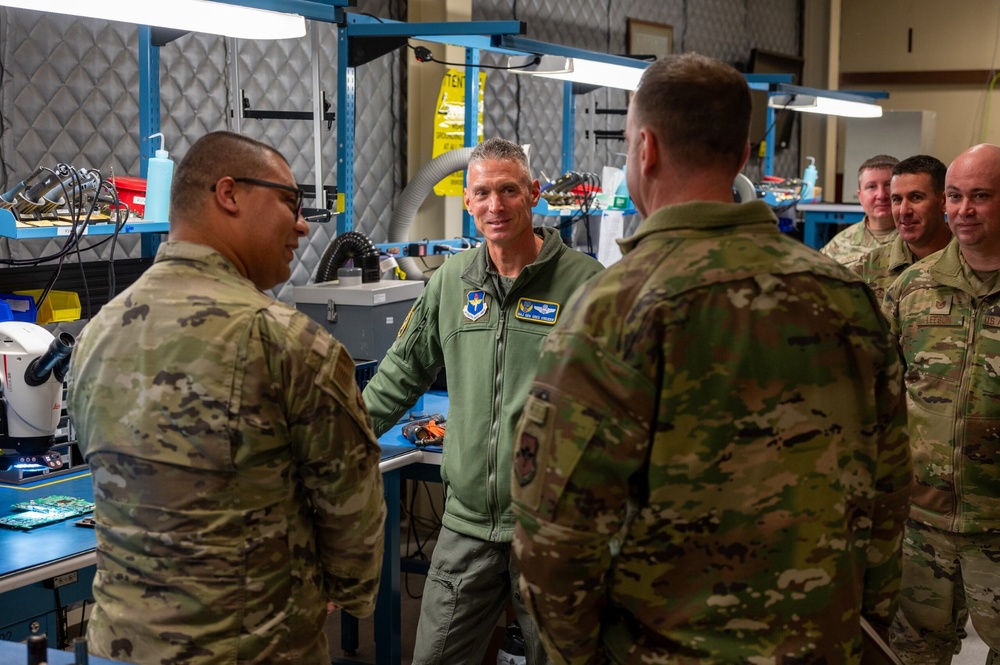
[68, 131, 386, 665]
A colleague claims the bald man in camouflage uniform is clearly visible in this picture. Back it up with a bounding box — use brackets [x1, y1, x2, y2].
[884, 143, 1000, 664]
[511, 53, 912, 664]
[68, 131, 386, 665]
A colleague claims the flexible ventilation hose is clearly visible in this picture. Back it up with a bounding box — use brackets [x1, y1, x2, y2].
[315, 230, 381, 283]
[389, 147, 475, 281]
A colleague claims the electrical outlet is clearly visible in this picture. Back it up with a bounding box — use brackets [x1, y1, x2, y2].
[44, 571, 78, 589]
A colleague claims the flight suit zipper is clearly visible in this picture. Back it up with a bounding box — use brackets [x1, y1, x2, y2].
[487, 309, 507, 540]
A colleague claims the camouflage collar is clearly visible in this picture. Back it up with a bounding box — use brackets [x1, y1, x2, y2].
[154, 240, 246, 281]
[925, 238, 1000, 296]
[887, 234, 915, 273]
[619, 200, 778, 254]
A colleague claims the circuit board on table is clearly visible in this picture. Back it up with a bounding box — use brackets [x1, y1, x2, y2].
[0, 494, 95, 530]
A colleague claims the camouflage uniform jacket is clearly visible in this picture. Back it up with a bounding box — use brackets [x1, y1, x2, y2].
[67, 241, 387, 665]
[883, 238, 1000, 533]
[363, 226, 603, 542]
[512, 201, 912, 664]
[820, 216, 897, 269]
[853, 234, 916, 303]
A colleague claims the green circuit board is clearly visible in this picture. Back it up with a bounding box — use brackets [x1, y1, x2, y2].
[0, 510, 73, 530]
[0, 494, 96, 529]
[11, 495, 94, 517]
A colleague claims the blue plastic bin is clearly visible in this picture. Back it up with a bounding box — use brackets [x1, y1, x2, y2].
[0, 293, 37, 323]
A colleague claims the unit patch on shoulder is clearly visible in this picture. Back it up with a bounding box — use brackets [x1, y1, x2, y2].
[397, 305, 415, 338]
[515, 298, 560, 325]
[463, 290, 488, 321]
[514, 432, 538, 486]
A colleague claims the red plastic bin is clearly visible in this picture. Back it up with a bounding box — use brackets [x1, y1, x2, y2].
[110, 176, 148, 218]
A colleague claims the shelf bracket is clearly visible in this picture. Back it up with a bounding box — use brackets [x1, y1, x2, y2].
[240, 90, 336, 129]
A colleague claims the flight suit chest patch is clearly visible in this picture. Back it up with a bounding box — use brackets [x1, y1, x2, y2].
[463, 290, 489, 322]
[514, 298, 560, 325]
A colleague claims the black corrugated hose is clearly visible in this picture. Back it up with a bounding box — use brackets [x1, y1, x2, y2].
[315, 230, 381, 283]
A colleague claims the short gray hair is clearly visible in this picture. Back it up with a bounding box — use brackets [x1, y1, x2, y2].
[468, 138, 531, 181]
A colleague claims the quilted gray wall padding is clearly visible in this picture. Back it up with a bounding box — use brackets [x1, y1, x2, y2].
[0, 1, 406, 305]
[474, 0, 802, 240]
[0, 11, 145, 264]
[0, 1, 797, 304]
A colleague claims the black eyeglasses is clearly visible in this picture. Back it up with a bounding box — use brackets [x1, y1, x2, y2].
[212, 176, 305, 217]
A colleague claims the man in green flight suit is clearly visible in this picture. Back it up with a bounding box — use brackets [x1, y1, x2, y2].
[362, 137, 603, 665]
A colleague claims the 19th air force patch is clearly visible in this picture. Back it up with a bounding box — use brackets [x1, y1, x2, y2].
[463, 290, 487, 321]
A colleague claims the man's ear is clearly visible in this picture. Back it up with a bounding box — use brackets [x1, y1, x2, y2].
[738, 142, 750, 172]
[212, 177, 240, 215]
[639, 127, 659, 176]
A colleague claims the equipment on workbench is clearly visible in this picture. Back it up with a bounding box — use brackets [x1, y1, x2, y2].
[293, 279, 422, 365]
[401, 414, 446, 447]
[24, 633, 92, 664]
[0, 322, 74, 473]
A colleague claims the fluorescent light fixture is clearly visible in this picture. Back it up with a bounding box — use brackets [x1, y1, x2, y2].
[507, 54, 645, 91]
[768, 85, 883, 118]
[0, 0, 306, 40]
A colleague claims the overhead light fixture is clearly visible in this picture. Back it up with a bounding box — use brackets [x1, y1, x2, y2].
[768, 84, 883, 118]
[507, 54, 645, 91]
[0, 0, 306, 40]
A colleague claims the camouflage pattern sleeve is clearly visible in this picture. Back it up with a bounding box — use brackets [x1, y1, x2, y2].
[512, 288, 657, 664]
[819, 220, 890, 270]
[282, 314, 387, 617]
[863, 322, 912, 634]
[881, 276, 903, 338]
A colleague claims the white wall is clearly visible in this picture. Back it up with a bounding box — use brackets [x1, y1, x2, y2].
[406, 0, 472, 257]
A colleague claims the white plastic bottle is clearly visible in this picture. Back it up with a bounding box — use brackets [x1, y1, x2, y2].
[801, 156, 818, 202]
[144, 132, 174, 222]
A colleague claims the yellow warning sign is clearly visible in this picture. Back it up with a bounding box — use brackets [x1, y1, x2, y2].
[432, 68, 486, 196]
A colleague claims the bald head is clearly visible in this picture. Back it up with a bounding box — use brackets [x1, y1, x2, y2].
[949, 143, 1000, 179]
[945, 143, 1000, 269]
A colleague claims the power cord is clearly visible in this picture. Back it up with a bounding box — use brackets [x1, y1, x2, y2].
[0, 164, 129, 314]
[403, 479, 442, 600]
[408, 44, 540, 71]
